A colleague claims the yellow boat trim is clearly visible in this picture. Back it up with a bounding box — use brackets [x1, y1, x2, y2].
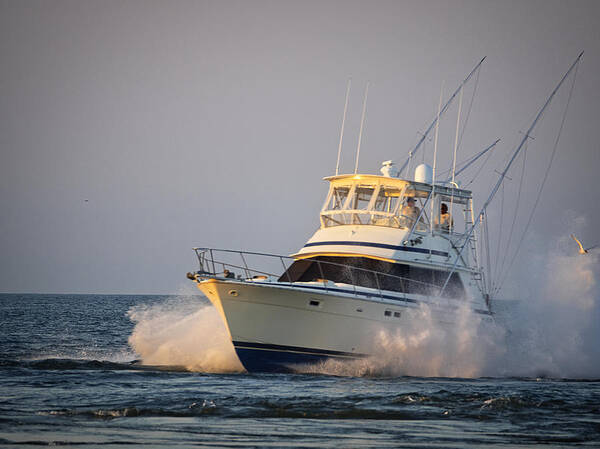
[293, 252, 397, 264]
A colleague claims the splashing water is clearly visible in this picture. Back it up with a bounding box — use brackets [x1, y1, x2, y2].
[128, 228, 599, 378]
[310, 229, 600, 379]
[297, 303, 506, 378]
[127, 295, 244, 373]
[496, 228, 600, 378]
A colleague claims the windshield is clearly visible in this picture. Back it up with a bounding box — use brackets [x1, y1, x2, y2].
[321, 181, 429, 230]
[324, 186, 350, 210]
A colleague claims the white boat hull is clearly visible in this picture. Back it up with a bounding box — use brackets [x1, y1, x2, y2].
[196, 278, 480, 372]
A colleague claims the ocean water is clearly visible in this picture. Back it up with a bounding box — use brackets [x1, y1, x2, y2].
[1, 293, 599, 448]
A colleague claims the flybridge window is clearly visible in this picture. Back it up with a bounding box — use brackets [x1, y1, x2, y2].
[321, 180, 433, 231]
[320, 178, 472, 233]
[349, 186, 375, 210]
[373, 186, 401, 213]
[325, 186, 350, 211]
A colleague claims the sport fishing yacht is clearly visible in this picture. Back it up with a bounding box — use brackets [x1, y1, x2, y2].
[187, 54, 582, 373]
[187, 162, 491, 372]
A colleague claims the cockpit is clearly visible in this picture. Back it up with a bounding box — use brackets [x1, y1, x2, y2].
[320, 174, 472, 234]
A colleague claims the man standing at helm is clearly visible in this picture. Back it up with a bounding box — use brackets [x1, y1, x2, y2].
[401, 197, 420, 228]
[439, 203, 453, 232]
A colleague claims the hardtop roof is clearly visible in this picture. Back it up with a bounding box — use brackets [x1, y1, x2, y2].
[323, 174, 472, 199]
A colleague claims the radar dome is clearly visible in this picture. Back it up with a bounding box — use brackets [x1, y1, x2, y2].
[414, 163, 433, 184]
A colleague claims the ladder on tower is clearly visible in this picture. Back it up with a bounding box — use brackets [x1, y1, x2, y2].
[465, 200, 483, 282]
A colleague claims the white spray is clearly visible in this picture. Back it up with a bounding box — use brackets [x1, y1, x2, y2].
[313, 227, 599, 378]
[127, 291, 244, 373]
[494, 217, 600, 378]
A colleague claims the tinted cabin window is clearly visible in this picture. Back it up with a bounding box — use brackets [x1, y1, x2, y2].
[278, 256, 466, 299]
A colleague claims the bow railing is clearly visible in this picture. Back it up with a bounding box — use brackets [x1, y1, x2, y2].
[190, 247, 445, 301]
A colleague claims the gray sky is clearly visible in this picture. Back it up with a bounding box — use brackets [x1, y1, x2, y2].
[1, 0, 599, 294]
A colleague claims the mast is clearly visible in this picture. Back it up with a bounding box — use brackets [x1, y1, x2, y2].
[438, 51, 584, 298]
[399, 57, 486, 177]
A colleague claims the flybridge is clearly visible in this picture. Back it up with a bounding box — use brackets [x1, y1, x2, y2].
[320, 166, 472, 233]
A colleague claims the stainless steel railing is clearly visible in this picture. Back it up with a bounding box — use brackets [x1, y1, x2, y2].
[191, 247, 443, 301]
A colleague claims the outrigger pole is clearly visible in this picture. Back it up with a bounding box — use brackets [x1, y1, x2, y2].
[438, 51, 584, 299]
[399, 56, 486, 177]
[443, 138, 500, 182]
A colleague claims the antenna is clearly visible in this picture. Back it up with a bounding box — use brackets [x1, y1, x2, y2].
[335, 78, 351, 176]
[430, 81, 444, 235]
[449, 85, 464, 217]
[354, 81, 370, 174]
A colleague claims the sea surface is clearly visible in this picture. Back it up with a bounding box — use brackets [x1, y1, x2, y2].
[1, 293, 599, 448]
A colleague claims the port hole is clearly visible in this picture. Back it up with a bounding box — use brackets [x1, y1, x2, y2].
[309, 300, 320, 307]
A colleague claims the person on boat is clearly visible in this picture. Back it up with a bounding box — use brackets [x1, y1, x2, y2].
[439, 203, 453, 232]
[400, 197, 421, 228]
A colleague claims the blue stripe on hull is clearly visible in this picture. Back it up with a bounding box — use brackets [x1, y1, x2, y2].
[233, 341, 366, 373]
[234, 347, 332, 373]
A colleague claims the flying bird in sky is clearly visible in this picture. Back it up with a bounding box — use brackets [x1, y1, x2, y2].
[571, 234, 598, 254]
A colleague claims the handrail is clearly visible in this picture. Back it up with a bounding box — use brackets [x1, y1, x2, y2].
[192, 247, 449, 299]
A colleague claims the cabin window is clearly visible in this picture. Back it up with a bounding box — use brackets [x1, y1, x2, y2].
[309, 300, 320, 307]
[384, 310, 392, 317]
[279, 256, 466, 299]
